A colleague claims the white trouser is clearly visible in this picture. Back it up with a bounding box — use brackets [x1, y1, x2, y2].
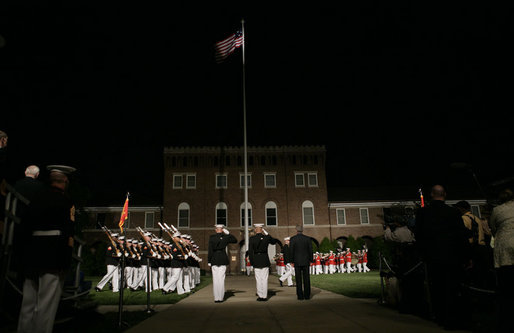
[279, 264, 293, 286]
[357, 263, 362, 272]
[329, 264, 336, 274]
[363, 263, 370, 272]
[315, 265, 322, 275]
[97, 264, 119, 291]
[151, 267, 159, 291]
[183, 267, 191, 292]
[340, 264, 346, 273]
[254, 267, 269, 299]
[158, 267, 166, 289]
[163, 267, 185, 294]
[18, 273, 64, 333]
[324, 265, 329, 274]
[195, 267, 201, 284]
[211, 265, 227, 301]
[135, 265, 151, 291]
[125, 266, 135, 288]
[346, 262, 353, 273]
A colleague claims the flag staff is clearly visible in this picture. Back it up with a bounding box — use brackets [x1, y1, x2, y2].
[242, 18, 249, 253]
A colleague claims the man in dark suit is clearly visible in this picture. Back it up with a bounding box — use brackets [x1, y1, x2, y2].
[17, 166, 75, 333]
[415, 184, 471, 330]
[207, 224, 237, 303]
[290, 225, 313, 300]
[249, 223, 278, 301]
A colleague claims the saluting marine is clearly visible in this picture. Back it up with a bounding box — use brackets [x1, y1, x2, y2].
[249, 223, 279, 301]
[208, 224, 237, 303]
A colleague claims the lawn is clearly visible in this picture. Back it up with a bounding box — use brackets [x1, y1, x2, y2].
[308, 271, 382, 298]
[87, 275, 212, 305]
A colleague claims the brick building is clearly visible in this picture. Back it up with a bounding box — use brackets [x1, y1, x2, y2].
[81, 145, 487, 273]
[162, 145, 330, 272]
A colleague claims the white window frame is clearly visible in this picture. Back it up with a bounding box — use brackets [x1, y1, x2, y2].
[215, 173, 228, 189]
[336, 208, 346, 225]
[360, 208, 370, 224]
[178, 202, 190, 228]
[144, 212, 155, 229]
[173, 174, 183, 189]
[239, 173, 252, 189]
[302, 200, 315, 225]
[186, 173, 196, 189]
[215, 202, 228, 226]
[471, 205, 481, 218]
[264, 172, 277, 188]
[265, 201, 278, 226]
[307, 172, 318, 187]
[240, 202, 252, 227]
[294, 172, 305, 187]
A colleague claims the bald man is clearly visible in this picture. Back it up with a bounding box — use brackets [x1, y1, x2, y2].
[414, 184, 471, 329]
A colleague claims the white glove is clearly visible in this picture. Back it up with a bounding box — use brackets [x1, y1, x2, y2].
[117, 252, 122, 257]
[262, 228, 268, 235]
[208, 263, 211, 267]
[184, 255, 189, 259]
[223, 228, 229, 235]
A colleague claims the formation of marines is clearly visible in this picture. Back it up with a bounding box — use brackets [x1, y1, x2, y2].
[275, 247, 371, 276]
[95, 224, 202, 295]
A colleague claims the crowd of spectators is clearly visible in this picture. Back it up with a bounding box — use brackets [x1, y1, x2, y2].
[383, 184, 514, 332]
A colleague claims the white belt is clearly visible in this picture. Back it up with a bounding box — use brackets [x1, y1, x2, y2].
[32, 230, 62, 236]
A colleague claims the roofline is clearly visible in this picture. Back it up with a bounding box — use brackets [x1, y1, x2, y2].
[329, 199, 487, 208]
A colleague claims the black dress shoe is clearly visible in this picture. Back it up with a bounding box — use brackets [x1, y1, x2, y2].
[279, 279, 283, 287]
[214, 300, 223, 303]
[297, 297, 304, 300]
[95, 287, 102, 292]
[257, 297, 267, 302]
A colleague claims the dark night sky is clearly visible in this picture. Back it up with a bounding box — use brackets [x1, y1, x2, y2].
[1, 3, 514, 205]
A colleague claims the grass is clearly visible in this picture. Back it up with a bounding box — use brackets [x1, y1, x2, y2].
[308, 270, 382, 298]
[87, 275, 212, 305]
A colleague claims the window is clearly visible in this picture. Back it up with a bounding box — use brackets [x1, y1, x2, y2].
[336, 209, 346, 225]
[295, 173, 305, 187]
[240, 202, 252, 227]
[173, 174, 183, 189]
[265, 201, 277, 226]
[178, 203, 190, 228]
[216, 173, 228, 189]
[471, 205, 481, 218]
[302, 200, 315, 225]
[264, 173, 276, 188]
[186, 174, 196, 189]
[216, 202, 227, 226]
[308, 172, 318, 187]
[145, 212, 155, 229]
[239, 173, 252, 188]
[360, 208, 369, 224]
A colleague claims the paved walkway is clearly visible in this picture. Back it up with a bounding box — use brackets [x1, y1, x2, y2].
[124, 274, 470, 333]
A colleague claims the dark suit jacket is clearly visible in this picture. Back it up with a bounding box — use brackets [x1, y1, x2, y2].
[208, 232, 237, 265]
[290, 233, 313, 266]
[24, 185, 74, 274]
[415, 200, 471, 265]
[249, 233, 278, 268]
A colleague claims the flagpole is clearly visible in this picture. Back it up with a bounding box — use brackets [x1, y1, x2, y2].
[242, 18, 249, 253]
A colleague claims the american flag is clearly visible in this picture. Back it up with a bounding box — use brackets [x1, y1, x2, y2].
[214, 30, 244, 63]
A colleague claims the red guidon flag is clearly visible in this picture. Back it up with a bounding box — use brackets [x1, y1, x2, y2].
[215, 30, 244, 63]
[119, 195, 129, 233]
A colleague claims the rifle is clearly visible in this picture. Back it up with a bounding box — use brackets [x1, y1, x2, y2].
[101, 226, 122, 257]
[159, 222, 188, 259]
[136, 226, 158, 258]
[163, 223, 202, 262]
